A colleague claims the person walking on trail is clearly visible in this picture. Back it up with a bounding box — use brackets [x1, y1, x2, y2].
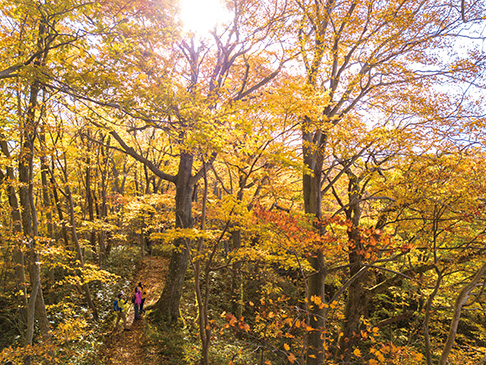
[114, 293, 129, 331]
[138, 282, 146, 313]
[134, 287, 142, 320]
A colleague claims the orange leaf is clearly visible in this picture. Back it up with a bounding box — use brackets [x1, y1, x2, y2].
[287, 353, 297, 363]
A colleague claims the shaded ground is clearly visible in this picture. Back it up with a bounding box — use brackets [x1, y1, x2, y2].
[100, 255, 169, 364]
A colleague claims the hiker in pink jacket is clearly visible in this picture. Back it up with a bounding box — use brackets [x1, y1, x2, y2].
[134, 287, 142, 320]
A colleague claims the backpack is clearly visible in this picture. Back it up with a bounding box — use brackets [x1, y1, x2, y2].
[114, 299, 120, 312]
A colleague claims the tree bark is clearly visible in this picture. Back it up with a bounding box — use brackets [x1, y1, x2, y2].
[0, 141, 27, 311]
[424, 268, 443, 365]
[65, 183, 100, 321]
[38, 124, 56, 293]
[336, 173, 368, 361]
[156, 151, 194, 323]
[19, 78, 51, 364]
[230, 230, 243, 318]
[439, 262, 486, 365]
[86, 157, 99, 261]
[302, 124, 327, 364]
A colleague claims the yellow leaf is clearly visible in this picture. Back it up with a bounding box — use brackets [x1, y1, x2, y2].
[287, 353, 297, 363]
[354, 348, 361, 357]
[375, 351, 385, 362]
[284, 343, 290, 351]
[311, 295, 322, 305]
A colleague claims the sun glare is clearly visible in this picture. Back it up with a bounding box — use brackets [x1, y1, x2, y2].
[179, 0, 229, 36]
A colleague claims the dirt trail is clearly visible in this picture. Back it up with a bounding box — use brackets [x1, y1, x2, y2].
[100, 255, 168, 364]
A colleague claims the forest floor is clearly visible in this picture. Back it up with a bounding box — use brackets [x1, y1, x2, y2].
[99, 254, 169, 364]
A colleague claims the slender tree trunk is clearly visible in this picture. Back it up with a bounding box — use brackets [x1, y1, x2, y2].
[424, 268, 443, 365]
[38, 125, 56, 293]
[230, 230, 243, 318]
[140, 217, 146, 258]
[85, 151, 99, 263]
[19, 74, 51, 364]
[0, 141, 27, 311]
[50, 165, 70, 248]
[195, 163, 210, 365]
[65, 183, 100, 321]
[230, 181, 245, 318]
[439, 263, 486, 365]
[98, 135, 110, 266]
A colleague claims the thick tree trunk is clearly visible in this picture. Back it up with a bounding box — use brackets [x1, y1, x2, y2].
[302, 126, 327, 364]
[156, 152, 194, 324]
[337, 173, 367, 361]
[306, 253, 326, 362]
[336, 250, 367, 361]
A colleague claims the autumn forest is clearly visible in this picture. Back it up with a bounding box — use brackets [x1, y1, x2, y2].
[1, 0, 486, 364]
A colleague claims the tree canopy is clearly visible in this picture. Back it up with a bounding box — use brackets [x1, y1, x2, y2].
[0, 0, 485, 364]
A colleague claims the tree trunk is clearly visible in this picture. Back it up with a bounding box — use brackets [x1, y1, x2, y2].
[0, 140, 27, 311]
[66, 184, 100, 321]
[230, 230, 243, 319]
[19, 77, 51, 364]
[302, 125, 327, 364]
[98, 135, 110, 266]
[336, 174, 367, 361]
[38, 125, 56, 294]
[439, 262, 486, 365]
[336, 249, 368, 361]
[424, 268, 443, 365]
[85, 150, 99, 263]
[194, 163, 210, 365]
[156, 151, 194, 324]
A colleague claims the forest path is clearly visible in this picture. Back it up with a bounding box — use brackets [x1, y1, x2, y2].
[100, 254, 169, 364]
